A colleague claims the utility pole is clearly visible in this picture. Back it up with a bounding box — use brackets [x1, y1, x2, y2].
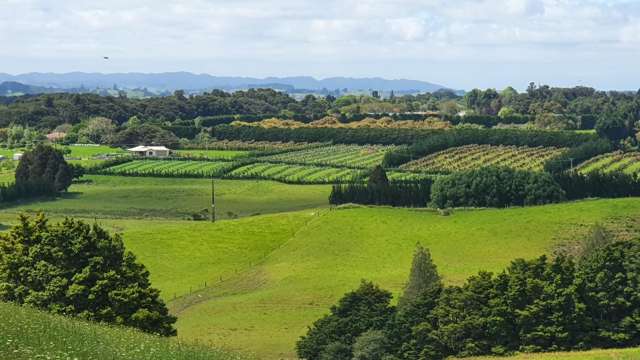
[570, 158, 574, 172]
[210, 176, 216, 223]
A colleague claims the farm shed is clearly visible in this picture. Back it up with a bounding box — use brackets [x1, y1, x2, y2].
[127, 145, 171, 158]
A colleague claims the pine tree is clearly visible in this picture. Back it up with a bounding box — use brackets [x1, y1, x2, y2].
[368, 165, 389, 188]
[398, 244, 442, 310]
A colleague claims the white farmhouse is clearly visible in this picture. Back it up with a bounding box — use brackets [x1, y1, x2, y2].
[127, 145, 171, 158]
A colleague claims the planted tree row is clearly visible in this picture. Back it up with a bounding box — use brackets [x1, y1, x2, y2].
[98, 160, 238, 178]
[383, 128, 597, 167]
[576, 151, 640, 176]
[400, 144, 566, 173]
[261, 144, 395, 169]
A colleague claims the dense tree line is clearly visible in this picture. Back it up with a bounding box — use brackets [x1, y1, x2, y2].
[553, 172, 640, 199]
[464, 84, 640, 130]
[1, 83, 638, 132]
[445, 114, 532, 127]
[383, 128, 596, 167]
[329, 167, 432, 207]
[298, 238, 640, 359]
[214, 124, 442, 145]
[0, 89, 303, 129]
[429, 167, 566, 208]
[0, 214, 176, 336]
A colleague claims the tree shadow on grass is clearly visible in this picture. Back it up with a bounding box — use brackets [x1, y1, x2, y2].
[0, 191, 83, 211]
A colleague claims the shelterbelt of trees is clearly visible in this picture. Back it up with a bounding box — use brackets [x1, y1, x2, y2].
[0, 83, 639, 133]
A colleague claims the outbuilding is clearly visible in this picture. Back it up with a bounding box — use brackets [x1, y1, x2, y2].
[127, 145, 171, 158]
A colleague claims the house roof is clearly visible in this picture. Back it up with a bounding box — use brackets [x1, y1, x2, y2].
[127, 145, 170, 152]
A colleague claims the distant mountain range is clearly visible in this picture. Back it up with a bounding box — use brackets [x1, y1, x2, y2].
[0, 72, 451, 96]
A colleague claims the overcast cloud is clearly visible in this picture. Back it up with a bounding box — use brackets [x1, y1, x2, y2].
[0, 0, 639, 90]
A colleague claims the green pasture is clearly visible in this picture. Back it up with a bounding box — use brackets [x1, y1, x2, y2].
[0, 302, 245, 360]
[0, 145, 124, 158]
[0, 175, 330, 220]
[2, 174, 640, 359]
[163, 199, 640, 358]
[61, 145, 126, 158]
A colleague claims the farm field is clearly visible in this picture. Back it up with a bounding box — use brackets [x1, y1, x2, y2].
[260, 144, 395, 168]
[61, 144, 126, 158]
[175, 149, 253, 159]
[227, 161, 365, 183]
[1, 176, 640, 358]
[577, 151, 640, 176]
[0, 302, 245, 360]
[100, 159, 239, 178]
[0, 175, 330, 220]
[400, 144, 566, 173]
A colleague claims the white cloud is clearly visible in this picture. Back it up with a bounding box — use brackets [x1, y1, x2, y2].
[0, 0, 638, 89]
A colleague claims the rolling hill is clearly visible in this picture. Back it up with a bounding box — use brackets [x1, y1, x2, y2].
[0, 301, 245, 360]
[2, 176, 640, 358]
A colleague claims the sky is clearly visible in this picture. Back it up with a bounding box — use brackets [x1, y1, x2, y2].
[0, 0, 639, 90]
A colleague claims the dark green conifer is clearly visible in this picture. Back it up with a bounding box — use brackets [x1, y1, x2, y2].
[398, 244, 442, 310]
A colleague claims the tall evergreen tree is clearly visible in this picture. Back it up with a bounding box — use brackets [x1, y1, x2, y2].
[368, 165, 390, 188]
[398, 245, 442, 310]
[14, 144, 72, 195]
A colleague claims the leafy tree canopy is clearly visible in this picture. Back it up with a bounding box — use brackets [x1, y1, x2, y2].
[0, 214, 176, 336]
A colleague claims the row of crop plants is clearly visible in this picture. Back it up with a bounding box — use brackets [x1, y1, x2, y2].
[399, 144, 567, 173]
[225, 162, 365, 184]
[259, 144, 395, 169]
[97, 157, 439, 184]
[98, 160, 238, 178]
[576, 151, 640, 176]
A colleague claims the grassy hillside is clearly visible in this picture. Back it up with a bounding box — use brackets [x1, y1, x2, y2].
[0, 175, 330, 219]
[166, 199, 640, 359]
[466, 348, 640, 359]
[2, 176, 640, 358]
[0, 302, 245, 360]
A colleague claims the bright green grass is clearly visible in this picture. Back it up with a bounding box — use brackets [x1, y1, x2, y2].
[62, 145, 126, 158]
[152, 199, 640, 359]
[2, 177, 640, 358]
[0, 145, 124, 158]
[0, 175, 330, 220]
[0, 302, 245, 360]
[466, 348, 640, 359]
[175, 149, 253, 159]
